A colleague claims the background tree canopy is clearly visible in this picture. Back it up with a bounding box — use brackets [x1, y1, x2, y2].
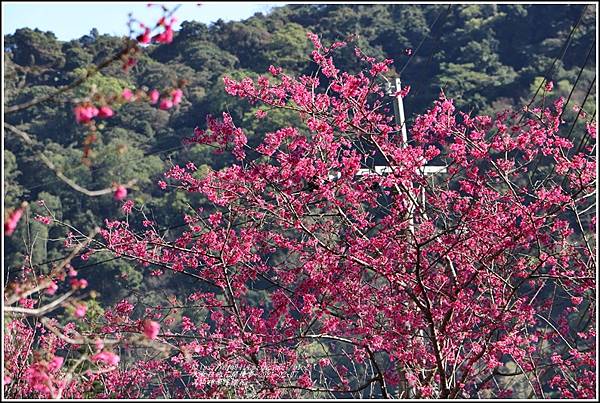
[3, 3, 596, 305]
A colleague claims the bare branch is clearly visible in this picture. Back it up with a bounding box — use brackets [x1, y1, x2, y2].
[5, 122, 137, 196]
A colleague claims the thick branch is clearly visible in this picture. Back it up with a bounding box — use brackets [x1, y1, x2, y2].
[5, 122, 137, 196]
[5, 42, 135, 114]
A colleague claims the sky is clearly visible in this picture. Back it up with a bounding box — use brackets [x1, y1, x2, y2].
[2, 2, 283, 41]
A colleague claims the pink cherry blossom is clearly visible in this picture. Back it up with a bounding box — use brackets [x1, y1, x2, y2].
[113, 185, 128, 201]
[137, 27, 152, 44]
[70, 278, 88, 289]
[149, 89, 160, 104]
[122, 88, 134, 101]
[4, 25, 596, 400]
[159, 98, 173, 110]
[142, 320, 160, 340]
[297, 372, 312, 388]
[154, 24, 174, 44]
[4, 205, 25, 236]
[48, 356, 64, 371]
[74, 105, 99, 124]
[171, 88, 183, 105]
[74, 304, 87, 318]
[45, 282, 58, 295]
[91, 351, 120, 366]
[97, 105, 114, 118]
[121, 200, 134, 214]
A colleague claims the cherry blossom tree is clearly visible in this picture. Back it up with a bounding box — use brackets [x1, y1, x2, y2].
[4, 23, 596, 400]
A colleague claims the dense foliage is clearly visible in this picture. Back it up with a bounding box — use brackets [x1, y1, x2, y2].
[3, 3, 597, 399]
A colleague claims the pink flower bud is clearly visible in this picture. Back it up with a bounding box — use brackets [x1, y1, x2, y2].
[545, 81, 554, 92]
[114, 185, 128, 201]
[137, 27, 152, 44]
[5, 205, 25, 236]
[98, 105, 114, 118]
[122, 199, 134, 214]
[74, 304, 87, 318]
[155, 25, 174, 44]
[268, 65, 282, 76]
[45, 282, 58, 296]
[149, 89, 160, 104]
[171, 88, 183, 105]
[74, 105, 99, 124]
[48, 356, 64, 371]
[91, 351, 120, 366]
[159, 98, 174, 110]
[122, 88, 134, 101]
[571, 296, 583, 306]
[394, 86, 411, 98]
[143, 320, 160, 340]
[123, 57, 137, 71]
[70, 278, 88, 290]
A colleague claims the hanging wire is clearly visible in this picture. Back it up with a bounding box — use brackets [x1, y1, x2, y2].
[518, 5, 588, 124]
[398, 4, 452, 76]
[560, 40, 596, 121]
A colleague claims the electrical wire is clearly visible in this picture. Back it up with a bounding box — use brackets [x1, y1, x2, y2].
[518, 5, 588, 123]
[398, 4, 452, 76]
[560, 40, 596, 121]
[566, 75, 596, 141]
[404, 5, 453, 101]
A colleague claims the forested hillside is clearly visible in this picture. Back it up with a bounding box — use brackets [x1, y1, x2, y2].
[4, 3, 596, 304]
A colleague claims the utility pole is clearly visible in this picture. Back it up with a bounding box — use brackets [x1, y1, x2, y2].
[357, 77, 447, 227]
[355, 77, 451, 399]
[392, 77, 409, 147]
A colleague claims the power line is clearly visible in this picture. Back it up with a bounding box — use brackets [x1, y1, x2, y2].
[572, 108, 596, 156]
[550, 74, 596, 192]
[523, 36, 595, 180]
[518, 5, 588, 123]
[398, 4, 452, 76]
[560, 40, 595, 121]
[566, 75, 596, 141]
[405, 5, 453, 101]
